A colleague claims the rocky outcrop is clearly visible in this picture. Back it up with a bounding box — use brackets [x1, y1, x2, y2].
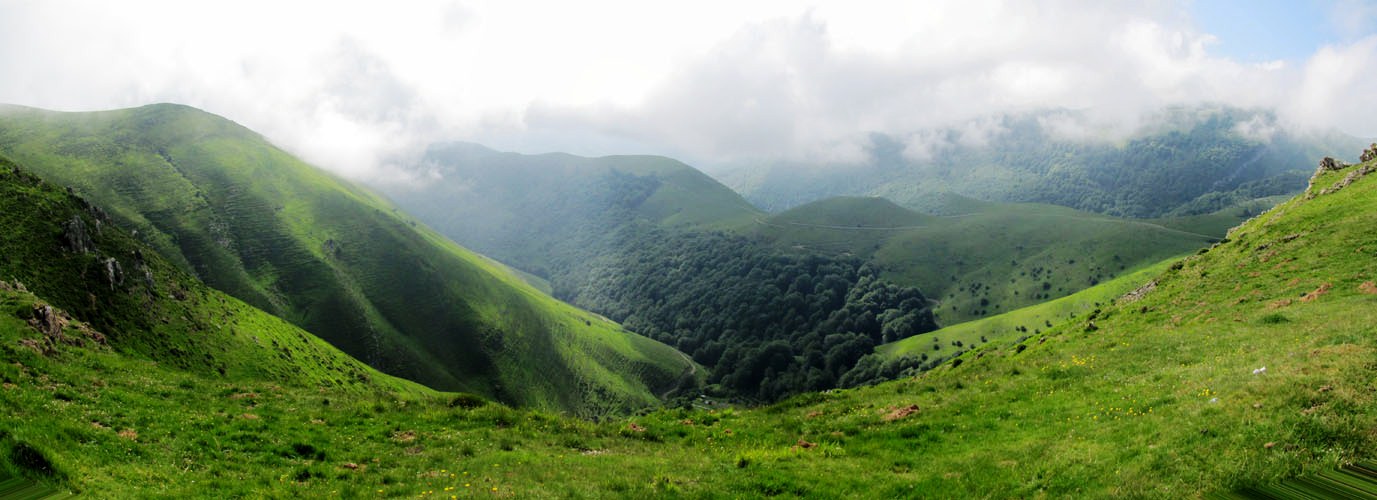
[103, 257, 124, 290]
[1361, 143, 1377, 164]
[61, 215, 95, 253]
[21, 301, 107, 349]
[131, 249, 156, 290]
[1318, 156, 1347, 173]
[1318, 164, 1377, 197]
[30, 303, 65, 340]
[1307, 156, 1370, 198]
[1119, 279, 1157, 303]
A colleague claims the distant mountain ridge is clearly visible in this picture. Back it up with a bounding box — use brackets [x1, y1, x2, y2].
[382, 141, 762, 280]
[719, 107, 1367, 217]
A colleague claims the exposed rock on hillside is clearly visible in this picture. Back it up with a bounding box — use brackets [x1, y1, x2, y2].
[103, 257, 124, 289]
[62, 215, 94, 253]
[1318, 156, 1347, 173]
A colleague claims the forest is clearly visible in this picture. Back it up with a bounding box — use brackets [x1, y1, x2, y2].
[551, 225, 937, 402]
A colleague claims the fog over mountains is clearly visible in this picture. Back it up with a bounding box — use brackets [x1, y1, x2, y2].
[2, 1, 1374, 182]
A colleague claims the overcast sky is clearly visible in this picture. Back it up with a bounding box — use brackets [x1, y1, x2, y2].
[1, 0, 1375, 180]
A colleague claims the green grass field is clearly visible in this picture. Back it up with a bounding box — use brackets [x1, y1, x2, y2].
[3, 144, 1374, 497]
[877, 258, 1178, 363]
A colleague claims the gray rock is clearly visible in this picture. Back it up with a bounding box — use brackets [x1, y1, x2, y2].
[1318, 156, 1347, 173]
[61, 216, 95, 253]
[103, 257, 124, 290]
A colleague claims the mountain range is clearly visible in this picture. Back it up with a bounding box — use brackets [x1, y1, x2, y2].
[1, 102, 1375, 496]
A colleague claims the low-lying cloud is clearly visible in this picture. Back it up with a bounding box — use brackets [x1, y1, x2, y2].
[0, 1, 1373, 179]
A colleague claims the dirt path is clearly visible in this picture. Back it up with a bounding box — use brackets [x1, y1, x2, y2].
[659, 350, 698, 400]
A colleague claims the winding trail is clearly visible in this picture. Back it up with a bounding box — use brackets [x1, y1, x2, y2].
[659, 349, 698, 400]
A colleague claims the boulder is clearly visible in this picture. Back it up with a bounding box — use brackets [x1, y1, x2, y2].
[1318, 156, 1346, 173]
[1362, 143, 1377, 163]
[30, 304, 65, 340]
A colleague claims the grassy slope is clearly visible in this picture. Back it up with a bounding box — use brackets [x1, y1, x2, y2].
[0, 161, 431, 395]
[752, 195, 1219, 324]
[595, 154, 762, 229]
[3, 154, 1375, 497]
[877, 259, 1177, 362]
[0, 106, 690, 416]
[1149, 194, 1290, 237]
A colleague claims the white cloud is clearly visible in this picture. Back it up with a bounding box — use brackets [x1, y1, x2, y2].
[1286, 35, 1377, 136]
[0, 0, 1373, 177]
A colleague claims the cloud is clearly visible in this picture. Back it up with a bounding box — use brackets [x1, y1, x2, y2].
[1287, 35, 1377, 136]
[0, 0, 1373, 178]
[519, 2, 1374, 166]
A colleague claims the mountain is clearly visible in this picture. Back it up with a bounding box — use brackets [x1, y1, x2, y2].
[378, 142, 762, 280]
[750, 194, 1224, 324]
[0, 105, 692, 416]
[6, 144, 1375, 497]
[722, 107, 1367, 217]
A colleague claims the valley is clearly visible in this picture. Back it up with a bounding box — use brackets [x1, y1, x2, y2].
[5, 3, 1377, 496]
[2, 137, 1374, 496]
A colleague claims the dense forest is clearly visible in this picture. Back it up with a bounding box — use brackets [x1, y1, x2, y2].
[552, 225, 937, 401]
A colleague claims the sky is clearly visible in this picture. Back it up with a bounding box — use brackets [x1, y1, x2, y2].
[0, 0, 1375, 181]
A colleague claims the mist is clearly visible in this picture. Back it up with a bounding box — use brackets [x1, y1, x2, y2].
[1, 0, 1374, 180]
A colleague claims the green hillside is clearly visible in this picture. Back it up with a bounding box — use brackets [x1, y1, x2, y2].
[764, 196, 937, 228]
[379, 142, 762, 280]
[873, 259, 1176, 367]
[5, 148, 1375, 497]
[0, 106, 692, 416]
[0, 158, 429, 396]
[752, 195, 1220, 324]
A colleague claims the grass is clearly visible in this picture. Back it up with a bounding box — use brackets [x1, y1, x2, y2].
[751, 194, 1223, 325]
[877, 258, 1178, 362]
[2, 145, 1374, 497]
[0, 106, 692, 417]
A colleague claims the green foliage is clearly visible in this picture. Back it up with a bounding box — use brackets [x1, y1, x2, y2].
[559, 225, 936, 402]
[0, 108, 692, 416]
